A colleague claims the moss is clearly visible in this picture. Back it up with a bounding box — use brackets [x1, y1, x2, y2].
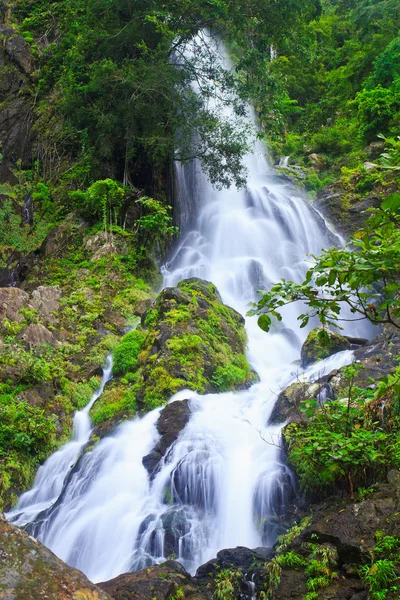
[301, 327, 350, 367]
[112, 329, 147, 375]
[132, 278, 254, 410]
[212, 354, 254, 391]
[90, 384, 137, 426]
[59, 377, 100, 411]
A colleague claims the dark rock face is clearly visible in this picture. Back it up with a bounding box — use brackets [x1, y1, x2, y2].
[0, 515, 112, 600]
[143, 399, 191, 476]
[269, 380, 336, 425]
[0, 27, 34, 180]
[99, 560, 208, 600]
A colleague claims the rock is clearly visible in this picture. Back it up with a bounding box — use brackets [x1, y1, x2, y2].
[136, 278, 256, 408]
[301, 327, 350, 367]
[31, 285, 61, 324]
[6, 33, 33, 74]
[314, 185, 382, 239]
[0, 287, 32, 323]
[143, 399, 191, 476]
[17, 323, 60, 350]
[85, 232, 128, 261]
[298, 484, 400, 565]
[99, 560, 207, 600]
[0, 27, 33, 177]
[308, 153, 327, 172]
[0, 515, 112, 600]
[270, 382, 310, 425]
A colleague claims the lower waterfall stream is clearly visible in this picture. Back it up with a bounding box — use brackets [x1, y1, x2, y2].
[7, 46, 371, 585]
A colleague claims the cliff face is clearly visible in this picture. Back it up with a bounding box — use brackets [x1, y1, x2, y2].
[0, 23, 34, 181]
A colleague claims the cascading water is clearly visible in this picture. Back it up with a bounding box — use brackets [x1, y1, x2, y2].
[9, 356, 113, 526]
[7, 39, 370, 584]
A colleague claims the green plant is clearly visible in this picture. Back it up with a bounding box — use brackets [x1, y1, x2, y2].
[213, 567, 243, 600]
[360, 560, 399, 599]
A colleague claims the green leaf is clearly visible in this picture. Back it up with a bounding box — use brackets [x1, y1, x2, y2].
[257, 313, 271, 332]
[381, 193, 400, 213]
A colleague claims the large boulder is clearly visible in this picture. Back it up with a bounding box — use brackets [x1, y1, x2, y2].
[99, 560, 208, 600]
[17, 322, 60, 350]
[135, 278, 257, 409]
[31, 285, 61, 324]
[254, 474, 400, 600]
[0, 515, 112, 600]
[301, 327, 350, 367]
[0, 287, 32, 323]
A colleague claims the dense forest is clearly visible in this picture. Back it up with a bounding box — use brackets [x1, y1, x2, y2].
[0, 0, 400, 599]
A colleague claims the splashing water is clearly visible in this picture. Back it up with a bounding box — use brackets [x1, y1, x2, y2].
[7, 40, 370, 583]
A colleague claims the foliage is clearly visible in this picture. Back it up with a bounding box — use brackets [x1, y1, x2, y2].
[134, 196, 177, 252]
[71, 179, 125, 234]
[213, 567, 243, 600]
[9, 0, 320, 193]
[359, 532, 400, 599]
[283, 365, 400, 498]
[260, 519, 337, 598]
[0, 384, 57, 510]
[250, 198, 400, 332]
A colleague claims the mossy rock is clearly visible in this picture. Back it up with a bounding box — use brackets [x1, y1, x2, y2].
[301, 327, 350, 367]
[131, 277, 256, 411]
[0, 515, 112, 600]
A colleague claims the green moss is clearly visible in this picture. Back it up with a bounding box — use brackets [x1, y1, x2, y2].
[59, 377, 100, 411]
[212, 355, 254, 392]
[90, 385, 137, 426]
[141, 367, 186, 410]
[301, 327, 350, 366]
[133, 278, 254, 410]
[113, 329, 147, 375]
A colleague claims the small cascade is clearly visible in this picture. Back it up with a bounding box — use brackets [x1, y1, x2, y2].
[8, 356, 112, 527]
[278, 156, 290, 168]
[23, 194, 33, 225]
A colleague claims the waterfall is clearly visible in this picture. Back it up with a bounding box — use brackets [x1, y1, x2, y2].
[7, 39, 370, 583]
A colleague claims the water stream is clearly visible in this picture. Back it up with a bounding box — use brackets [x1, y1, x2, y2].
[7, 41, 370, 584]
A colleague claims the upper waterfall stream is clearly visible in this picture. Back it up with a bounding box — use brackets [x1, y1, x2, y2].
[7, 41, 369, 584]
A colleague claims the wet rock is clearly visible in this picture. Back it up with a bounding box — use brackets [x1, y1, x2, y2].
[6, 33, 33, 74]
[0, 286, 32, 323]
[17, 322, 60, 350]
[299, 482, 400, 565]
[269, 382, 310, 425]
[143, 399, 191, 476]
[99, 560, 207, 600]
[269, 381, 335, 425]
[0, 515, 112, 600]
[301, 327, 350, 367]
[314, 185, 382, 239]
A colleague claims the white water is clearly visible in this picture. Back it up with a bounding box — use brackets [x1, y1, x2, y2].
[8, 356, 112, 526]
[7, 40, 370, 584]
